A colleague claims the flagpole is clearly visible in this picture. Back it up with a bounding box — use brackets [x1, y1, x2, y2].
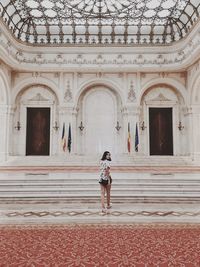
[61, 122, 66, 152]
[68, 123, 72, 153]
[127, 122, 131, 153]
[135, 123, 139, 153]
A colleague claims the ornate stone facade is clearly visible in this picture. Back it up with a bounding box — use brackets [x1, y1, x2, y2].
[0, 20, 200, 165]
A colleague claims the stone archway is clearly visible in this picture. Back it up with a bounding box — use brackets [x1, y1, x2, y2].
[13, 84, 59, 156]
[139, 85, 187, 156]
[76, 84, 123, 158]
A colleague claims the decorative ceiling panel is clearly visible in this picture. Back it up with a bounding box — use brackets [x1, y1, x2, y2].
[0, 0, 200, 45]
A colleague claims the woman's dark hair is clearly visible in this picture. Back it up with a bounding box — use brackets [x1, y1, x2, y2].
[101, 151, 111, 161]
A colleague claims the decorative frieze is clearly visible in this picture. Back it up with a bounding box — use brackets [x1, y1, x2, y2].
[16, 51, 24, 62]
[11, 48, 197, 69]
[0, 20, 199, 71]
[0, 46, 197, 69]
[150, 93, 171, 102]
[55, 54, 64, 64]
[35, 54, 45, 65]
[159, 72, 168, 78]
[155, 54, 165, 65]
[32, 72, 41, 78]
[28, 93, 48, 102]
[96, 72, 104, 78]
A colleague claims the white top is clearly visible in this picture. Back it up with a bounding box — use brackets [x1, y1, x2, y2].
[99, 160, 111, 182]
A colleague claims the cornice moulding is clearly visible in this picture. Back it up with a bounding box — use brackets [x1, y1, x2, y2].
[0, 19, 200, 72]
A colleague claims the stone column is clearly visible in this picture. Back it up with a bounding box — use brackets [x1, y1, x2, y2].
[172, 104, 179, 156]
[51, 105, 60, 155]
[184, 106, 194, 157]
[121, 106, 129, 154]
[11, 105, 20, 156]
[0, 105, 10, 162]
[71, 107, 78, 154]
[189, 105, 200, 160]
[178, 106, 189, 156]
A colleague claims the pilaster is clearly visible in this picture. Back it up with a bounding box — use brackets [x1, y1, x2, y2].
[0, 105, 11, 161]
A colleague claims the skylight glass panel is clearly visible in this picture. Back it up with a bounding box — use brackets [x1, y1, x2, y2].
[0, 0, 199, 45]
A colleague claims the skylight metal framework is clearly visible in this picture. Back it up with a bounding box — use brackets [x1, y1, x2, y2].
[0, 0, 200, 45]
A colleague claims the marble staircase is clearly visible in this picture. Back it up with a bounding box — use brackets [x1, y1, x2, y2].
[0, 171, 200, 204]
[0, 155, 193, 167]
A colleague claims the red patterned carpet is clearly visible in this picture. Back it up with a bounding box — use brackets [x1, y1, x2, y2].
[1, 224, 200, 267]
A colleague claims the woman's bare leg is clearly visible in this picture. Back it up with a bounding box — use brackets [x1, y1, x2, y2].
[106, 184, 111, 207]
[100, 184, 106, 210]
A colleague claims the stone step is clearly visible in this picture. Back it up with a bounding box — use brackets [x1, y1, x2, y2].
[0, 175, 199, 181]
[1, 196, 200, 204]
[0, 179, 200, 185]
[0, 180, 200, 186]
[0, 181, 200, 188]
[0, 168, 198, 203]
[1, 187, 200, 193]
[1, 192, 200, 198]
[1, 156, 192, 167]
[0, 168, 198, 173]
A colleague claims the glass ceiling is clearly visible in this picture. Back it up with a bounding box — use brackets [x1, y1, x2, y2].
[0, 0, 200, 45]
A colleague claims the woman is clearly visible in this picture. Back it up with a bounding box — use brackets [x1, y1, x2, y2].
[99, 151, 112, 213]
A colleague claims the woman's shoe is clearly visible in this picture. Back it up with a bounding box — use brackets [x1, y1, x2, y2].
[107, 204, 112, 209]
[101, 208, 107, 214]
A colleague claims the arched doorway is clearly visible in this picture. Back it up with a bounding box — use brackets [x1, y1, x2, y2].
[77, 85, 122, 157]
[13, 85, 59, 156]
[140, 85, 186, 156]
[26, 107, 50, 155]
[149, 107, 173, 155]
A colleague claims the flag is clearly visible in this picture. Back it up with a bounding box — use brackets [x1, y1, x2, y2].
[68, 123, 72, 153]
[61, 123, 66, 152]
[135, 123, 139, 152]
[127, 122, 131, 153]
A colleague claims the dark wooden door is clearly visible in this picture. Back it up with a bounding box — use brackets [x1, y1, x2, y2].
[149, 108, 173, 155]
[26, 108, 50, 155]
